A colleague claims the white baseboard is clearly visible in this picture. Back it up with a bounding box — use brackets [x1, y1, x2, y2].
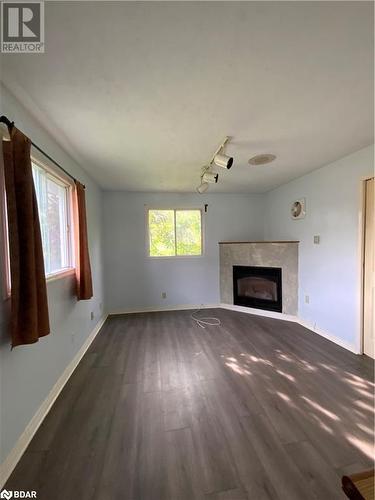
[0, 314, 108, 489]
[297, 318, 359, 354]
[220, 303, 359, 354]
[219, 303, 298, 323]
[109, 304, 219, 315]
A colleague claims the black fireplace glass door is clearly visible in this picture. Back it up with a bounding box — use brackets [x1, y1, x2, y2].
[233, 266, 282, 312]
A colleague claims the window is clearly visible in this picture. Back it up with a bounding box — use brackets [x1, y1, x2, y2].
[1, 157, 74, 295]
[32, 160, 74, 276]
[148, 209, 203, 257]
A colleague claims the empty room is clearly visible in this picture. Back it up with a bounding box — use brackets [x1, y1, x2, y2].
[0, 1, 374, 499]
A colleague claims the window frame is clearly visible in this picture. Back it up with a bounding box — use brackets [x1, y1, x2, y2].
[31, 155, 76, 281]
[0, 165, 11, 299]
[1, 151, 76, 298]
[145, 207, 205, 259]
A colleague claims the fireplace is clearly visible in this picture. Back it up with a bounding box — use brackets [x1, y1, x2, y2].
[233, 266, 282, 312]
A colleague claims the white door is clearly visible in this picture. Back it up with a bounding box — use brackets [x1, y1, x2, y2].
[363, 178, 374, 358]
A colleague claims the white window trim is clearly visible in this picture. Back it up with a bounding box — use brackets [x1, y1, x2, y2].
[46, 268, 75, 283]
[0, 158, 11, 300]
[31, 155, 76, 279]
[145, 206, 205, 259]
[0, 151, 77, 299]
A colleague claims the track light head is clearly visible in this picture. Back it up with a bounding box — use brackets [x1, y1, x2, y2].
[197, 182, 209, 194]
[202, 172, 219, 184]
[214, 153, 233, 170]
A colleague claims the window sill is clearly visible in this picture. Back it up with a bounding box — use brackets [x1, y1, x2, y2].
[147, 254, 204, 260]
[46, 268, 75, 283]
[3, 268, 76, 300]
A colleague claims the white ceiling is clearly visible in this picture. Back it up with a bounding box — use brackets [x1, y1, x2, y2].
[1, 1, 374, 193]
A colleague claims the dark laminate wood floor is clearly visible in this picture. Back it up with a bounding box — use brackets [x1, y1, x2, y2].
[6, 309, 374, 500]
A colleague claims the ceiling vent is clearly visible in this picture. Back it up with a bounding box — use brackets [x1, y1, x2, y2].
[248, 154, 276, 166]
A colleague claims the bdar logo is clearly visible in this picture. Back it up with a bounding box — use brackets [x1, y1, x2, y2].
[0, 492, 36, 499]
[0, 490, 13, 499]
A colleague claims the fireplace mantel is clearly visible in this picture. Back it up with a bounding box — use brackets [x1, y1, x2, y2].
[220, 241, 298, 315]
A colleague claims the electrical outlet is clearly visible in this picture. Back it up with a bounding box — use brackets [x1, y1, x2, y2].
[162, 292, 167, 299]
[314, 235, 320, 244]
[90, 311, 94, 320]
[305, 295, 310, 304]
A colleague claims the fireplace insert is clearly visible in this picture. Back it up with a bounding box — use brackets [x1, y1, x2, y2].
[233, 266, 282, 312]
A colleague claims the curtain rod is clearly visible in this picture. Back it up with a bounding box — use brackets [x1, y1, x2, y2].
[0, 114, 85, 188]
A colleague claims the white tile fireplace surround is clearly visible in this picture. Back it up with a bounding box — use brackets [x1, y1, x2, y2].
[219, 241, 299, 316]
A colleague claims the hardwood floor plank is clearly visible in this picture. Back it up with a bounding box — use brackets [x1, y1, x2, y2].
[165, 427, 205, 500]
[135, 391, 168, 500]
[142, 316, 162, 393]
[189, 412, 239, 495]
[205, 488, 249, 500]
[240, 412, 316, 500]
[201, 378, 280, 500]
[285, 440, 344, 499]
[93, 383, 142, 500]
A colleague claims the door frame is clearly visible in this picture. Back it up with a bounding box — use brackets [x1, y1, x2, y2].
[358, 176, 374, 355]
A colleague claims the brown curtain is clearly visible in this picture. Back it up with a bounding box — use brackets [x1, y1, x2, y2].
[2, 128, 50, 347]
[74, 181, 93, 300]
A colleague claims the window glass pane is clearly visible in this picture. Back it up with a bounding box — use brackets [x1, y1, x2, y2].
[32, 163, 70, 275]
[149, 210, 175, 256]
[32, 164, 48, 270]
[176, 210, 202, 256]
[46, 178, 68, 273]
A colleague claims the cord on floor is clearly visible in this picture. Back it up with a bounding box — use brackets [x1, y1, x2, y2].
[191, 309, 221, 329]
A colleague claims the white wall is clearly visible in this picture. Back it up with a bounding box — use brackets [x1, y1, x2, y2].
[103, 192, 264, 312]
[264, 145, 374, 351]
[0, 86, 105, 464]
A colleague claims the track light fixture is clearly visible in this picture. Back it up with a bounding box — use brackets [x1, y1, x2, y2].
[195, 136, 234, 193]
[196, 165, 218, 193]
[213, 152, 233, 170]
[211, 136, 233, 170]
[202, 172, 219, 184]
[196, 181, 209, 194]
